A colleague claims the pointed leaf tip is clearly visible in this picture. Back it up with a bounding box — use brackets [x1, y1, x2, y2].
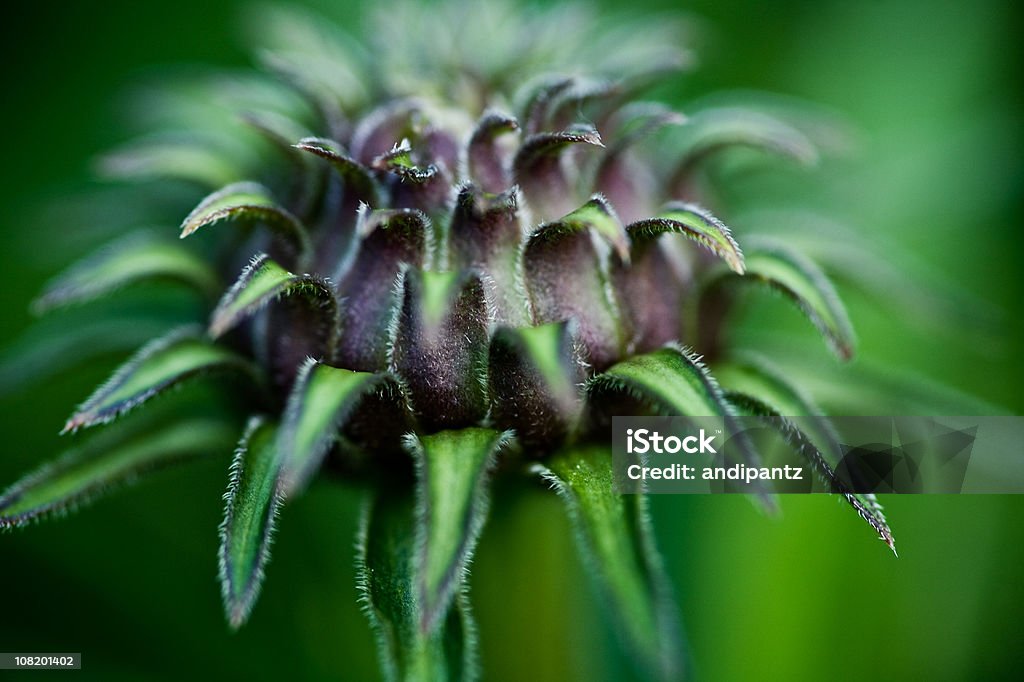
[732, 241, 855, 360]
[180, 181, 310, 258]
[716, 358, 893, 551]
[33, 233, 219, 314]
[1, 417, 235, 530]
[628, 202, 745, 274]
[358, 488, 478, 682]
[277, 361, 398, 498]
[513, 127, 605, 219]
[219, 417, 283, 629]
[537, 446, 683, 681]
[728, 390, 895, 553]
[410, 428, 510, 633]
[294, 136, 380, 204]
[209, 254, 337, 344]
[63, 326, 255, 433]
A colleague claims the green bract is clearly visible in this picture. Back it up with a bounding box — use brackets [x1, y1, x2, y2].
[0, 2, 896, 680]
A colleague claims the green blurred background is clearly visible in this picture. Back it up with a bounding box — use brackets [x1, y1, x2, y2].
[1, 0, 1021, 680]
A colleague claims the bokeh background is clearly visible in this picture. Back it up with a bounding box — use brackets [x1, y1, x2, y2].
[1, 0, 1021, 680]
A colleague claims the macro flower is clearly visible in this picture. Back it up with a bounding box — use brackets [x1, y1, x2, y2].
[0, 3, 894, 679]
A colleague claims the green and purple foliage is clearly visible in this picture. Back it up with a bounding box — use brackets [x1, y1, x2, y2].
[0, 2, 898, 679]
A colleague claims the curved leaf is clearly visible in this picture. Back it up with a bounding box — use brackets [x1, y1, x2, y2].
[278, 360, 398, 497]
[555, 195, 630, 261]
[727, 391, 895, 553]
[335, 207, 430, 371]
[724, 240, 855, 360]
[210, 254, 337, 345]
[513, 126, 604, 219]
[589, 346, 774, 508]
[180, 181, 311, 258]
[670, 107, 818, 191]
[294, 136, 381, 205]
[34, 233, 219, 313]
[391, 270, 490, 432]
[716, 358, 895, 552]
[614, 203, 742, 353]
[449, 185, 530, 326]
[357, 488, 478, 682]
[545, 77, 619, 131]
[408, 428, 510, 631]
[240, 109, 313, 156]
[610, 239, 688, 354]
[63, 326, 256, 433]
[0, 417, 236, 529]
[488, 322, 584, 451]
[602, 102, 688, 157]
[589, 345, 731, 419]
[466, 111, 519, 193]
[0, 315, 179, 397]
[97, 135, 240, 188]
[219, 417, 284, 628]
[627, 202, 745, 274]
[524, 197, 627, 370]
[516, 75, 574, 135]
[513, 127, 605, 171]
[595, 103, 686, 222]
[535, 446, 683, 681]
